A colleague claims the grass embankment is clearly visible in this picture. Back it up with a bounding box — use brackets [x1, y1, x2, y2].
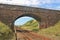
[38, 21, 60, 40]
[0, 22, 14, 40]
[39, 21, 60, 36]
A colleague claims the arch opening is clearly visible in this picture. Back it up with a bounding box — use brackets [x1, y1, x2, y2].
[14, 16, 40, 32]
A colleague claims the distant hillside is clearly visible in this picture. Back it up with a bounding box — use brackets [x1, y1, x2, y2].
[20, 19, 39, 31]
[23, 19, 38, 27]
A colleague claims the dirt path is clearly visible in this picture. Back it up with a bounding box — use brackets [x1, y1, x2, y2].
[16, 30, 51, 40]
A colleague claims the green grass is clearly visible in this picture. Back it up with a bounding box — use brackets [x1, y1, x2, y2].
[38, 21, 60, 36]
[19, 19, 60, 36]
[20, 19, 60, 34]
[18, 19, 60, 40]
[0, 21, 14, 40]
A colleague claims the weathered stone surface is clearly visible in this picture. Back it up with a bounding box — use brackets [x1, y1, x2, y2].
[0, 4, 60, 31]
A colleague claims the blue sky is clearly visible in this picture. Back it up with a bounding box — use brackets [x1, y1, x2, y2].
[14, 16, 34, 26]
[0, 0, 60, 25]
[0, 0, 60, 10]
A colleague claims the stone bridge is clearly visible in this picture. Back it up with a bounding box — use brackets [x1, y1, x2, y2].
[0, 4, 60, 31]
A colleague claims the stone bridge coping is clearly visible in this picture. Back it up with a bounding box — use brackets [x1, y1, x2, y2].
[0, 3, 60, 14]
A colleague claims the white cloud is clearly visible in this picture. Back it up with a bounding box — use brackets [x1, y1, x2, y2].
[0, 0, 52, 6]
[0, 0, 60, 10]
[0, 0, 25, 5]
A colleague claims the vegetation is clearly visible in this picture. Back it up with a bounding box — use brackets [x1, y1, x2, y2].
[38, 21, 60, 39]
[19, 19, 39, 32]
[19, 19, 60, 40]
[0, 22, 14, 40]
[0, 18, 60, 40]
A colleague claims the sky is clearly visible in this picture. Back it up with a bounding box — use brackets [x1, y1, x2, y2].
[0, 0, 60, 25]
[0, 0, 60, 10]
[14, 16, 34, 26]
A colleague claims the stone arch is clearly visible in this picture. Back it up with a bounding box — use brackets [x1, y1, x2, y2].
[0, 4, 60, 32]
